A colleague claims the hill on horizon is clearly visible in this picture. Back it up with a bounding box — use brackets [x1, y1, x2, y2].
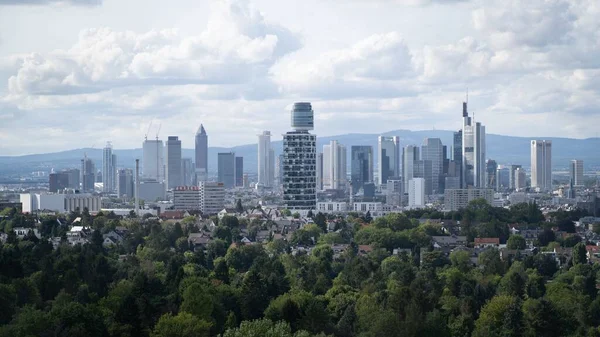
[1, 130, 599, 175]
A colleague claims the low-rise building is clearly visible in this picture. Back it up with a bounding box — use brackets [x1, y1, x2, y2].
[474, 237, 500, 248]
[317, 202, 348, 213]
[173, 186, 201, 211]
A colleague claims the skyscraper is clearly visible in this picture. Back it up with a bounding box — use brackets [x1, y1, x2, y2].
[102, 142, 116, 193]
[195, 124, 208, 183]
[165, 136, 182, 189]
[453, 130, 463, 187]
[571, 160, 584, 186]
[81, 157, 96, 192]
[257, 131, 274, 188]
[316, 152, 323, 191]
[351, 146, 373, 194]
[496, 166, 510, 191]
[408, 178, 425, 208]
[181, 158, 194, 186]
[283, 102, 317, 210]
[322, 140, 347, 190]
[218, 152, 236, 188]
[235, 156, 244, 187]
[402, 145, 419, 194]
[117, 168, 134, 199]
[486, 159, 498, 189]
[421, 138, 444, 194]
[49, 172, 69, 193]
[462, 101, 486, 188]
[531, 140, 552, 191]
[378, 136, 400, 186]
[142, 139, 164, 181]
[509, 165, 522, 190]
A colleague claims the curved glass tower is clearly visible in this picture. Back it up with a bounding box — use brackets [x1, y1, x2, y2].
[291, 102, 314, 131]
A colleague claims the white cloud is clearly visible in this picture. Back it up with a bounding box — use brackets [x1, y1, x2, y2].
[0, 0, 100, 6]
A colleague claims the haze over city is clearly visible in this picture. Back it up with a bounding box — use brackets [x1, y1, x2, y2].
[1, 0, 599, 155]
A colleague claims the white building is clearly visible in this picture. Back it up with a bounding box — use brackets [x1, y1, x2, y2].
[531, 140, 552, 192]
[408, 178, 426, 208]
[461, 101, 486, 188]
[64, 194, 102, 213]
[258, 131, 275, 188]
[378, 136, 400, 185]
[444, 188, 494, 211]
[173, 186, 201, 210]
[143, 139, 164, 181]
[509, 192, 528, 205]
[353, 202, 383, 216]
[322, 140, 347, 190]
[571, 159, 584, 187]
[317, 202, 348, 213]
[20, 193, 101, 213]
[200, 182, 225, 215]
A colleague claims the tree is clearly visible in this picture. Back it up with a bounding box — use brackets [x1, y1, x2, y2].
[473, 295, 522, 337]
[507, 235, 526, 250]
[522, 298, 562, 337]
[293, 212, 301, 219]
[222, 319, 319, 337]
[181, 282, 214, 322]
[151, 312, 211, 337]
[572, 242, 587, 265]
[235, 199, 244, 213]
[307, 210, 314, 218]
[537, 229, 555, 247]
[450, 250, 473, 273]
[478, 248, 504, 275]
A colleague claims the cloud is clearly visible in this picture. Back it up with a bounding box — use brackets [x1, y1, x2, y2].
[5, 0, 300, 96]
[0, 0, 101, 5]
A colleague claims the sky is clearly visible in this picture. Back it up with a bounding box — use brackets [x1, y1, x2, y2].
[0, 0, 599, 155]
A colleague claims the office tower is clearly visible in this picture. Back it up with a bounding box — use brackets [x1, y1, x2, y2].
[316, 152, 323, 191]
[181, 158, 194, 186]
[199, 182, 225, 215]
[283, 102, 317, 210]
[496, 167, 510, 191]
[515, 167, 527, 191]
[414, 159, 433, 194]
[243, 174, 249, 188]
[444, 188, 494, 211]
[378, 136, 400, 186]
[351, 146, 373, 194]
[165, 136, 182, 189]
[461, 101, 486, 188]
[453, 130, 463, 187]
[323, 140, 347, 190]
[218, 152, 236, 188]
[509, 165, 522, 190]
[408, 178, 425, 208]
[421, 138, 444, 194]
[117, 169, 134, 199]
[49, 172, 69, 193]
[531, 140, 552, 191]
[235, 156, 244, 187]
[195, 124, 208, 183]
[173, 186, 201, 210]
[486, 159, 498, 189]
[102, 142, 116, 193]
[81, 157, 96, 192]
[275, 154, 284, 188]
[571, 160, 584, 187]
[258, 131, 275, 187]
[402, 145, 419, 193]
[386, 179, 403, 206]
[142, 139, 164, 181]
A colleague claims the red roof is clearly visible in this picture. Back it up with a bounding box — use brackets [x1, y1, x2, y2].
[474, 238, 500, 245]
[586, 245, 600, 253]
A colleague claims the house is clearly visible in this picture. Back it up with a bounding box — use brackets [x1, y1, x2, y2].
[332, 244, 350, 258]
[474, 238, 500, 249]
[188, 233, 212, 251]
[393, 248, 413, 256]
[499, 248, 537, 261]
[160, 210, 187, 220]
[432, 235, 468, 249]
[358, 245, 374, 256]
[13, 227, 41, 239]
[542, 247, 573, 267]
[103, 236, 119, 247]
[255, 230, 271, 243]
[218, 208, 238, 220]
[586, 245, 600, 262]
[102, 230, 125, 247]
[67, 226, 91, 245]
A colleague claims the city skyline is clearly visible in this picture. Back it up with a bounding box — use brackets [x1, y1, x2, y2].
[1, 0, 600, 156]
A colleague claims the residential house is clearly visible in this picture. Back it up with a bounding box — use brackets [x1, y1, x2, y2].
[218, 208, 237, 220]
[586, 245, 600, 263]
[432, 235, 468, 249]
[67, 226, 91, 245]
[13, 227, 41, 239]
[474, 238, 500, 249]
[188, 232, 212, 251]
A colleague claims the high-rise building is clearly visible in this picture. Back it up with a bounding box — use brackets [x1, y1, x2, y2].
[258, 131, 275, 188]
[408, 178, 425, 208]
[496, 167, 510, 191]
[195, 124, 208, 183]
[142, 139, 164, 181]
[444, 188, 494, 211]
[117, 168, 134, 199]
[235, 156, 244, 187]
[414, 159, 432, 194]
[49, 172, 69, 193]
[323, 140, 347, 190]
[61, 169, 80, 190]
[218, 152, 236, 188]
[173, 186, 201, 211]
[102, 142, 117, 193]
[402, 145, 419, 194]
[509, 165, 522, 190]
[461, 101, 486, 188]
[81, 157, 96, 192]
[486, 159, 498, 189]
[283, 102, 317, 210]
[421, 138, 443, 194]
[453, 130, 463, 187]
[531, 140, 552, 191]
[181, 158, 194, 186]
[386, 179, 403, 206]
[515, 167, 527, 191]
[200, 182, 225, 215]
[316, 152, 323, 191]
[275, 154, 284, 188]
[571, 160, 584, 187]
[378, 136, 400, 186]
[165, 136, 182, 189]
[351, 146, 373, 194]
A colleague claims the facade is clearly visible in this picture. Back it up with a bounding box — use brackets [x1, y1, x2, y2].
[20, 193, 101, 213]
[117, 169, 134, 199]
[257, 131, 275, 187]
[486, 159, 498, 190]
[173, 186, 201, 210]
[142, 139, 164, 181]
[353, 202, 383, 214]
[462, 102, 486, 188]
[531, 140, 552, 191]
[515, 167, 527, 191]
[49, 172, 69, 193]
[316, 152, 323, 191]
[63, 169, 80, 190]
[421, 138, 443, 194]
[378, 136, 400, 186]
[102, 142, 117, 193]
[195, 124, 208, 183]
[571, 160, 584, 186]
[323, 140, 347, 190]
[509, 165, 522, 190]
[317, 202, 348, 213]
[139, 180, 165, 202]
[235, 156, 244, 187]
[351, 146, 373, 194]
[496, 167, 510, 191]
[217, 152, 236, 188]
[283, 102, 317, 210]
[81, 158, 96, 192]
[444, 188, 494, 211]
[402, 145, 419, 194]
[199, 182, 225, 215]
[386, 179, 403, 206]
[64, 194, 102, 213]
[408, 178, 425, 208]
[453, 130, 463, 188]
[165, 136, 182, 189]
[181, 158, 194, 186]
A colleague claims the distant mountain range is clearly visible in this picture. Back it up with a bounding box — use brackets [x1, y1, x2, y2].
[1, 130, 599, 175]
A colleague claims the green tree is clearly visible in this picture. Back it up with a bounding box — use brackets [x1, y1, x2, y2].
[235, 199, 244, 213]
[507, 235, 527, 250]
[151, 312, 211, 337]
[522, 298, 562, 337]
[572, 242, 587, 265]
[450, 250, 473, 273]
[221, 319, 320, 337]
[181, 282, 214, 322]
[473, 295, 522, 337]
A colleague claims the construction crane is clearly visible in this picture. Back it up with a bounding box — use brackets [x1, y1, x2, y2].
[145, 120, 153, 141]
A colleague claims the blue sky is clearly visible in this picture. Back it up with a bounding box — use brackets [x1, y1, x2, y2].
[0, 0, 599, 155]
